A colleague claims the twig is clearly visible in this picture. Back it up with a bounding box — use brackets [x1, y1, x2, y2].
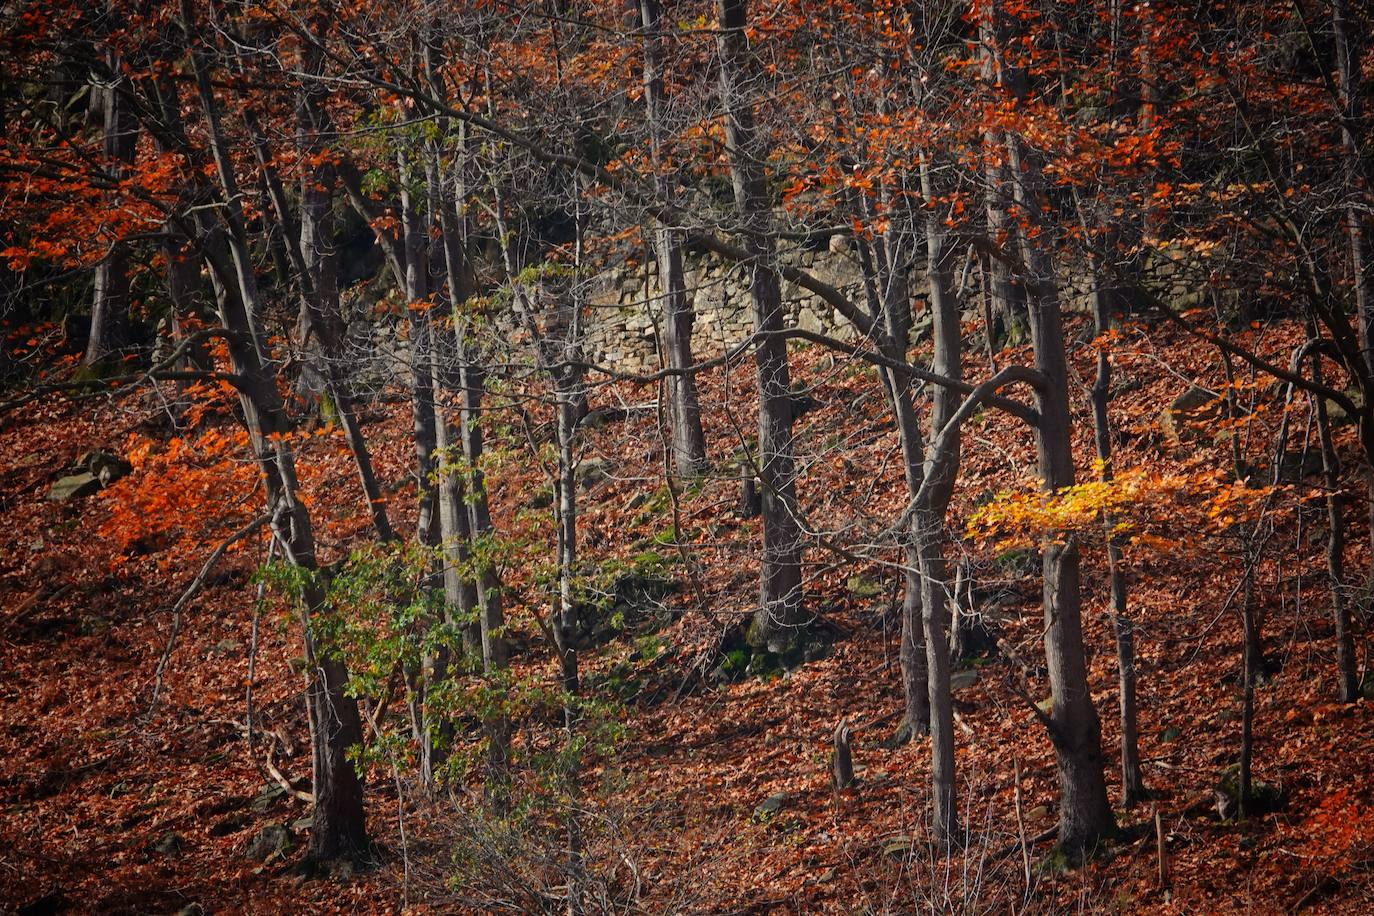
[245, 535, 276, 786]
[1014, 757, 1032, 897]
[265, 742, 314, 803]
[145, 513, 271, 716]
[1156, 809, 1169, 895]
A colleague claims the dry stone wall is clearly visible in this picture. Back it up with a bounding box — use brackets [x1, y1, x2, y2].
[582, 241, 873, 375]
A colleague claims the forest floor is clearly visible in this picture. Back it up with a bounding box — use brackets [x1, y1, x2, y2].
[3, 313, 1374, 914]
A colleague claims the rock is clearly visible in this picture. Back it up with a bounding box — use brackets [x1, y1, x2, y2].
[1158, 725, 1182, 743]
[209, 813, 250, 837]
[576, 457, 612, 489]
[250, 783, 287, 813]
[78, 449, 131, 486]
[753, 792, 789, 821]
[1160, 385, 1231, 444]
[579, 406, 627, 430]
[17, 890, 66, 916]
[846, 576, 883, 599]
[523, 487, 555, 510]
[245, 823, 293, 862]
[880, 834, 914, 858]
[1026, 805, 1050, 822]
[47, 472, 100, 502]
[152, 831, 185, 856]
[950, 669, 979, 691]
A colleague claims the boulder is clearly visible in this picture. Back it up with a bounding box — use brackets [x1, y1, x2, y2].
[244, 823, 293, 862]
[753, 792, 789, 821]
[47, 472, 100, 502]
[78, 449, 131, 486]
[1160, 385, 1231, 444]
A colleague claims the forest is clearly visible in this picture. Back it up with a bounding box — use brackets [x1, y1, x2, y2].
[1, 0, 1373, 911]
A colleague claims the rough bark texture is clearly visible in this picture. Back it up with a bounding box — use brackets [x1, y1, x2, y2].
[85, 56, 138, 366]
[916, 162, 962, 842]
[1088, 259, 1145, 807]
[1312, 355, 1358, 702]
[1015, 154, 1115, 857]
[717, 0, 805, 653]
[642, 0, 707, 477]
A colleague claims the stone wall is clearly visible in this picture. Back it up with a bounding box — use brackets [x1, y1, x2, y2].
[582, 242, 872, 375]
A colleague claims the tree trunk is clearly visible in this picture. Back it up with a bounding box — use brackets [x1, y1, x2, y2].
[1013, 143, 1115, 857]
[916, 153, 962, 842]
[1238, 555, 1256, 817]
[977, 3, 1028, 347]
[642, 0, 707, 477]
[1331, 0, 1374, 579]
[85, 56, 137, 366]
[241, 98, 394, 544]
[197, 218, 369, 863]
[717, 0, 805, 654]
[1088, 255, 1145, 807]
[1312, 354, 1359, 702]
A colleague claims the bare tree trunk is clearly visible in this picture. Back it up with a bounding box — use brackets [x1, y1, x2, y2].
[86, 55, 137, 366]
[916, 151, 962, 843]
[197, 203, 370, 866]
[977, 3, 1028, 348]
[717, 0, 805, 653]
[240, 96, 394, 543]
[431, 139, 510, 791]
[1012, 143, 1115, 857]
[642, 0, 707, 477]
[1238, 553, 1256, 817]
[1331, 0, 1374, 579]
[1312, 354, 1359, 702]
[1088, 256, 1145, 807]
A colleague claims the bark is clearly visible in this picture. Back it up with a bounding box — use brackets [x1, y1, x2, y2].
[642, 0, 707, 477]
[199, 210, 369, 863]
[1312, 354, 1359, 702]
[241, 103, 394, 544]
[717, 0, 806, 653]
[832, 719, 854, 790]
[916, 151, 962, 842]
[183, 23, 369, 857]
[431, 146, 510, 790]
[85, 54, 138, 366]
[1088, 255, 1145, 807]
[977, 2, 1028, 347]
[1238, 557, 1256, 817]
[1332, 0, 1374, 575]
[1013, 146, 1115, 856]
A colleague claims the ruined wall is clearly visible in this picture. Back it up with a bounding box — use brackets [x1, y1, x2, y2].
[582, 241, 875, 375]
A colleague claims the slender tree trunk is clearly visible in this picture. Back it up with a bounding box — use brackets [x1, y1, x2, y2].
[1313, 354, 1359, 702]
[717, 0, 805, 653]
[1013, 144, 1115, 857]
[185, 24, 369, 854]
[432, 145, 510, 792]
[1331, 0, 1374, 578]
[916, 151, 962, 843]
[197, 213, 370, 863]
[86, 56, 137, 366]
[977, 3, 1028, 347]
[241, 101, 394, 543]
[396, 146, 448, 784]
[1088, 257, 1146, 807]
[1238, 553, 1256, 817]
[642, 0, 707, 477]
